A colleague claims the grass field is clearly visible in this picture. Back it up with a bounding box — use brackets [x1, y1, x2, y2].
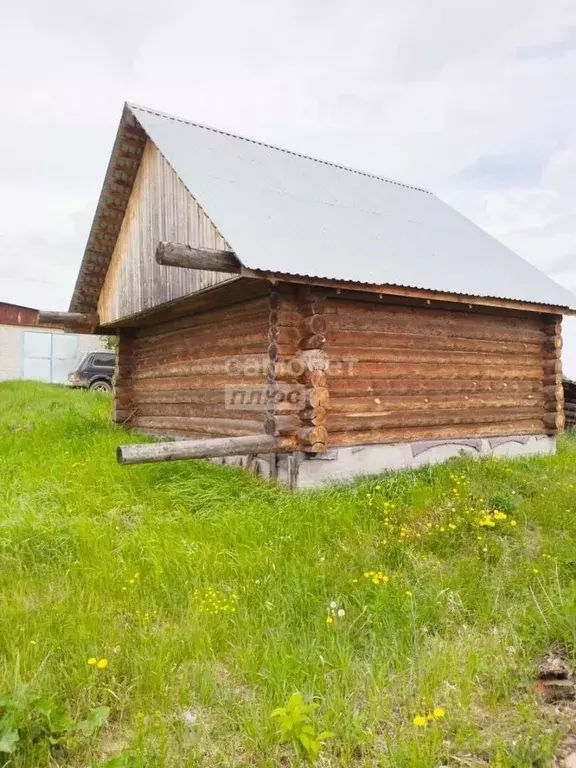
[1, 381, 576, 767]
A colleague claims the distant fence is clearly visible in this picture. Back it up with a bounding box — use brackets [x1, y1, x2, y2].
[563, 379, 576, 429]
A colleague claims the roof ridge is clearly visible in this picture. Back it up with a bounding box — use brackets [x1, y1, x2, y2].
[126, 102, 432, 195]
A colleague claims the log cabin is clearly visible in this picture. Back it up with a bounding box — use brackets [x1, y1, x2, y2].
[63, 103, 576, 488]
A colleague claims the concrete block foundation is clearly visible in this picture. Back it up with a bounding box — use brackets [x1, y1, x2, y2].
[211, 434, 556, 489]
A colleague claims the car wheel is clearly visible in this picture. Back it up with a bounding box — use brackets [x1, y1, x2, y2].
[89, 380, 112, 393]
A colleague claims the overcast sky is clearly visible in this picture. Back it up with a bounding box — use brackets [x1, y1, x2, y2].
[1, 0, 576, 373]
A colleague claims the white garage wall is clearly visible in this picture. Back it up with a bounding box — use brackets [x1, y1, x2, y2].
[0, 325, 108, 382]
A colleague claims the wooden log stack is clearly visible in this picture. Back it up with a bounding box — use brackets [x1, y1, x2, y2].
[542, 316, 565, 434]
[264, 287, 330, 453]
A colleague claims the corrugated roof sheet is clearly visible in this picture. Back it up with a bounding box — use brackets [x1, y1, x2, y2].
[72, 102, 576, 313]
[127, 105, 576, 309]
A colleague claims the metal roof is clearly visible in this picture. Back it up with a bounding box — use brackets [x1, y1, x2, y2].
[71, 103, 576, 312]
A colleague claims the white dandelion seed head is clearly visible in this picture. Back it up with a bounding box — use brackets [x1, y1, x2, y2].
[181, 709, 197, 726]
[337, 609, 345, 617]
[330, 601, 337, 609]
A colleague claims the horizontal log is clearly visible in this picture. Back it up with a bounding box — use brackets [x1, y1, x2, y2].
[135, 314, 270, 353]
[326, 348, 539, 367]
[38, 311, 99, 329]
[299, 335, 326, 350]
[325, 330, 541, 355]
[299, 298, 326, 317]
[301, 315, 327, 335]
[541, 321, 562, 336]
[130, 375, 269, 393]
[264, 415, 301, 437]
[135, 297, 269, 340]
[329, 393, 544, 414]
[133, 322, 269, 356]
[156, 242, 242, 273]
[327, 362, 543, 381]
[326, 297, 542, 332]
[299, 425, 328, 445]
[118, 434, 283, 465]
[543, 360, 562, 375]
[131, 355, 271, 380]
[544, 384, 564, 400]
[117, 387, 271, 407]
[330, 377, 542, 397]
[273, 309, 303, 327]
[326, 308, 544, 344]
[268, 343, 300, 361]
[131, 344, 269, 372]
[328, 420, 545, 447]
[328, 406, 543, 433]
[274, 353, 329, 381]
[544, 412, 566, 430]
[268, 328, 301, 348]
[130, 416, 264, 437]
[543, 336, 562, 352]
[127, 403, 267, 420]
[299, 406, 328, 425]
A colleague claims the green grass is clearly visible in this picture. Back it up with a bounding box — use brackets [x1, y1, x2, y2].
[1, 381, 576, 767]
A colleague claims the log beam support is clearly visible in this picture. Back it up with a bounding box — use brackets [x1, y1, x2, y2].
[117, 434, 290, 465]
[38, 311, 99, 332]
[156, 242, 242, 273]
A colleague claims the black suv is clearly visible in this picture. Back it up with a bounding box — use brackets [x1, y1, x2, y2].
[68, 351, 116, 393]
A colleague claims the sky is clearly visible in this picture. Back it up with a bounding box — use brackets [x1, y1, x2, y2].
[1, 0, 576, 374]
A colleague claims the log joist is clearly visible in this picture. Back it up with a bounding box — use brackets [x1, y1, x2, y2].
[156, 242, 242, 274]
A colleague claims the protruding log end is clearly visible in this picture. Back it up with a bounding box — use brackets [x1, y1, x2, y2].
[38, 311, 99, 331]
[156, 242, 242, 274]
[299, 425, 328, 447]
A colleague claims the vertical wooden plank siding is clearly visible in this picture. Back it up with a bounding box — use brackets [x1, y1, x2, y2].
[98, 141, 233, 325]
[114, 298, 272, 438]
[323, 298, 553, 446]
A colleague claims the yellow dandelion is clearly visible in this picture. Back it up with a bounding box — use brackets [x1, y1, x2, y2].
[326, 616, 334, 625]
[413, 715, 427, 727]
[509, 520, 517, 527]
[432, 707, 445, 719]
[96, 658, 109, 669]
[87, 657, 97, 666]
[405, 590, 413, 597]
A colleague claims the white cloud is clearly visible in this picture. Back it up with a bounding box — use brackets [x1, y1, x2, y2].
[1, 0, 575, 373]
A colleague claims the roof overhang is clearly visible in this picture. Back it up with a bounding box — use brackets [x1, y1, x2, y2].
[69, 105, 147, 314]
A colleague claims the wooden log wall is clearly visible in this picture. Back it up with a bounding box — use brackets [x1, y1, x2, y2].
[114, 296, 276, 440]
[542, 316, 565, 431]
[563, 379, 576, 429]
[323, 297, 559, 448]
[265, 287, 330, 452]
